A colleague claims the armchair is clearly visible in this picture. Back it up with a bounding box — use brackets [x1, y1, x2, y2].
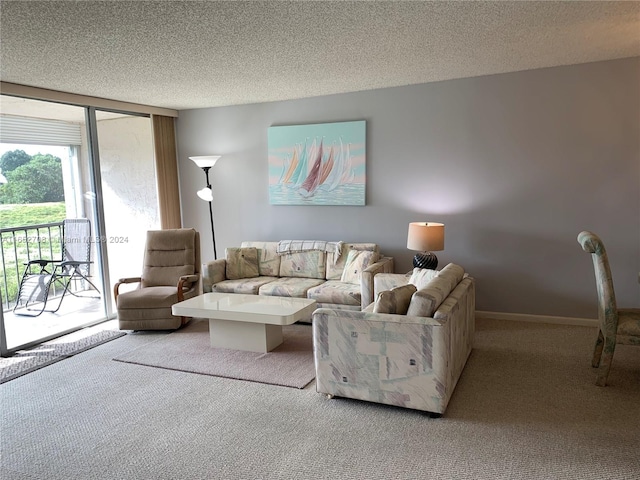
[115, 228, 201, 330]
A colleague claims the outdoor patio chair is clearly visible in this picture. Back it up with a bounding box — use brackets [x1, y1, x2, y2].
[13, 218, 100, 316]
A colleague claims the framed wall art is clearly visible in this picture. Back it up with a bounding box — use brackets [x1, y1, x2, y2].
[268, 120, 366, 205]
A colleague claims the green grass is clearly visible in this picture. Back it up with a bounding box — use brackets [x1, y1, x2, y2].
[1, 202, 66, 308]
[0, 202, 66, 229]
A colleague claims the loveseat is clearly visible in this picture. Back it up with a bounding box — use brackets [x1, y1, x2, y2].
[312, 263, 475, 416]
[202, 241, 394, 310]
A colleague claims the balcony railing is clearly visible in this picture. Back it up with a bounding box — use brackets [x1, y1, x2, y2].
[1, 221, 64, 311]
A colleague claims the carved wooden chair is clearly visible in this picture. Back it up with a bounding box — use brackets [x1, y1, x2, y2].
[578, 231, 640, 386]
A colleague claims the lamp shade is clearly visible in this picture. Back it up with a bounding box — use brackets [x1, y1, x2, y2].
[407, 222, 445, 252]
[197, 187, 214, 202]
[189, 155, 221, 168]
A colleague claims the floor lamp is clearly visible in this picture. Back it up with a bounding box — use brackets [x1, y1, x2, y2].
[189, 155, 221, 260]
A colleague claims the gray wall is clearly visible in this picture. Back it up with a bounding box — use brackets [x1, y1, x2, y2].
[176, 57, 639, 319]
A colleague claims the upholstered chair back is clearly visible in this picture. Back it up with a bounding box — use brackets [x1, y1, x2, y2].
[141, 228, 200, 288]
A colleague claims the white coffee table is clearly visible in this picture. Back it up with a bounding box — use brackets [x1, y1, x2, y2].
[171, 293, 317, 353]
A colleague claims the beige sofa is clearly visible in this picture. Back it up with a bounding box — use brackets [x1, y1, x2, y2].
[312, 263, 475, 416]
[202, 241, 394, 310]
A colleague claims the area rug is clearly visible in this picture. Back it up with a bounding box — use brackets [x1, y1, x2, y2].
[0, 329, 126, 384]
[113, 320, 315, 389]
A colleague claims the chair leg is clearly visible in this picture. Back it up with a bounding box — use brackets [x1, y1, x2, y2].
[65, 266, 101, 298]
[595, 336, 616, 387]
[48, 276, 73, 313]
[592, 329, 604, 368]
[14, 268, 54, 317]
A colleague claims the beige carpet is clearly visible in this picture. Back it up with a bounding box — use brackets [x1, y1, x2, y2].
[1, 318, 639, 479]
[113, 319, 315, 389]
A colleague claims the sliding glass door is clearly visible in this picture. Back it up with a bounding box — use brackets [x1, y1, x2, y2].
[0, 96, 159, 354]
[94, 109, 160, 310]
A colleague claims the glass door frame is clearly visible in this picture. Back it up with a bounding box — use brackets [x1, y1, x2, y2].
[0, 100, 153, 355]
[86, 106, 114, 318]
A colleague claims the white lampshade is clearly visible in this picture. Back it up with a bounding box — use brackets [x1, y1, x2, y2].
[189, 155, 221, 168]
[407, 222, 445, 252]
[197, 187, 214, 202]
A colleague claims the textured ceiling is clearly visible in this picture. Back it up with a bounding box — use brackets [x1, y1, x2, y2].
[1, 1, 639, 111]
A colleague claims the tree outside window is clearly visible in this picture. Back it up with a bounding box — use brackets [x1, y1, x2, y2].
[0, 149, 65, 204]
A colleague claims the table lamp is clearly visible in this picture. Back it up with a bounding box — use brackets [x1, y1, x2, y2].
[407, 222, 445, 269]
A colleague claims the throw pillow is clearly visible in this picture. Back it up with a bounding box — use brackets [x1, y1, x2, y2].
[436, 263, 465, 291]
[340, 249, 379, 284]
[406, 276, 452, 317]
[408, 267, 439, 290]
[373, 284, 417, 315]
[225, 247, 259, 280]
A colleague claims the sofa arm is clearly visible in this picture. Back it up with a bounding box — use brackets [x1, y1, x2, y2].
[312, 307, 448, 414]
[202, 259, 227, 293]
[312, 307, 442, 327]
[113, 276, 141, 302]
[360, 256, 395, 308]
[373, 273, 411, 298]
[177, 274, 200, 301]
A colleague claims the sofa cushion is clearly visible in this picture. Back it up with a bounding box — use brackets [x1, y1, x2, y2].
[341, 249, 379, 284]
[141, 229, 196, 287]
[225, 247, 259, 280]
[279, 251, 326, 279]
[406, 276, 456, 317]
[373, 284, 417, 314]
[241, 242, 281, 276]
[306, 280, 361, 306]
[117, 286, 182, 309]
[326, 243, 379, 280]
[408, 267, 438, 290]
[212, 276, 278, 295]
[436, 263, 465, 291]
[259, 277, 326, 297]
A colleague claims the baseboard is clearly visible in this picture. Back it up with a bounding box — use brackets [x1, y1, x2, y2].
[476, 311, 598, 327]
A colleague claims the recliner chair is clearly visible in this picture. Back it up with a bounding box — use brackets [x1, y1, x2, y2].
[114, 228, 201, 330]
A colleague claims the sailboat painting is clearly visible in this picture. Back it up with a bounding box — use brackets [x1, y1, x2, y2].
[268, 120, 366, 205]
